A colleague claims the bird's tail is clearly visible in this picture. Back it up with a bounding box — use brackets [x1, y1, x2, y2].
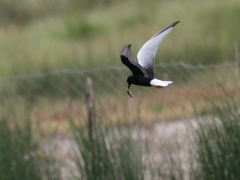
[150, 78, 172, 87]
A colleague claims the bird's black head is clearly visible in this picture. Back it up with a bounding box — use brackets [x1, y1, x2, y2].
[127, 75, 134, 89]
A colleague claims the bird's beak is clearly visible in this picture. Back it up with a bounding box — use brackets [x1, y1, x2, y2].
[127, 84, 132, 100]
[127, 89, 132, 100]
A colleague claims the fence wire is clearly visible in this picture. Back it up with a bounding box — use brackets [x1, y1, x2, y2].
[0, 61, 239, 126]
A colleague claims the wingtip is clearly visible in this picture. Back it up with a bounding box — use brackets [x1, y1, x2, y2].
[172, 21, 180, 27]
[120, 44, 133, 57]
[122, 44, 132, 49]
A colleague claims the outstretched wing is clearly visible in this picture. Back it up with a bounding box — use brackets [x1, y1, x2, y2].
[137, 21, 180, 79]
[120, 44, 149, 78]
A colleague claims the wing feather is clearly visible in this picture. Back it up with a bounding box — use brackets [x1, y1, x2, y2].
[120, 44, 149, 78]
[137, 21, 180, 79]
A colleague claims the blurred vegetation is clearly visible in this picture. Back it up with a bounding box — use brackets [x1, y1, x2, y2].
[65, 16, 107, 39]
[71, 122, 144, 180]
[0, 1, 240, 179]
[0, 100, 60, 180]
[70, 116, 185, 180]
[1, 79, 240, 179]
[69, 87, 240, 180]
[0, 0, 117, 25]
[194, 91, 240, 180]
[0, 0, 239, 77]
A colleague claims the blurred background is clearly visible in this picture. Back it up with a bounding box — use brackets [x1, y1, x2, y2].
[0, 0, 240, 179]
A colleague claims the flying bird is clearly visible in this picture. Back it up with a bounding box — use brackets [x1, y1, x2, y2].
[120, 21, 180, 99]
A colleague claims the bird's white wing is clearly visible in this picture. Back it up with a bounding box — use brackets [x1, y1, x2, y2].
[137, 21, 179, 79]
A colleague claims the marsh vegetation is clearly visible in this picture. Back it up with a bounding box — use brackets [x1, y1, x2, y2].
[0, 0, 240, 179]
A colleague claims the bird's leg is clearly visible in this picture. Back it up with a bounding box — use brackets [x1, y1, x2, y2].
[127, 89, 132, 100]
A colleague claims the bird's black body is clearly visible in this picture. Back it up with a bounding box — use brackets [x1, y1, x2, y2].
[127, 75, 151, 87]
[121, 47, 152, 91]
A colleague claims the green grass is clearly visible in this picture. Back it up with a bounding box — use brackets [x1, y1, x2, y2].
[0, 0, 121, 25]
[65, 15, 107, 39]
[0, 0, 239, 77]
[193, 90, 240, 180]
[0, 100, 61, 180]
[70, 120, 144, 180]
[70, 115, 187, 180]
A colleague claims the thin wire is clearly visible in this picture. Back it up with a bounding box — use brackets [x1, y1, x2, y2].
[0, 61, 236, 81]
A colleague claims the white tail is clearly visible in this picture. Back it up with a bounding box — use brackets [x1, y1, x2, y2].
[150, 78, 172, 87]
